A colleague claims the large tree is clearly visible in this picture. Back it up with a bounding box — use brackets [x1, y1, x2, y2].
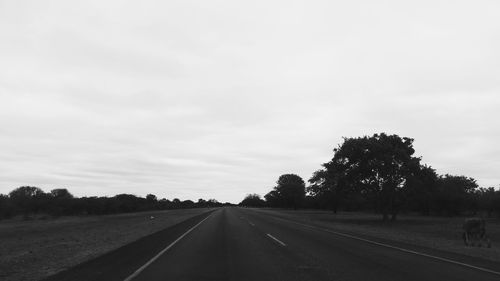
[268, 174, 306, 209]
[325, 133, 420, 221]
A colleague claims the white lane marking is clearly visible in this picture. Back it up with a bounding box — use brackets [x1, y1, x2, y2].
[123, 213, 213, 281]
[249, 221, 255, 226]
[266, 233, 286, 247]
[268, 215, 500, 276]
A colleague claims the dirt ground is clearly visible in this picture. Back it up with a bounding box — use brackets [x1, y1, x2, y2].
[255, 209, 500, 263]
[0, 208, 213, 281]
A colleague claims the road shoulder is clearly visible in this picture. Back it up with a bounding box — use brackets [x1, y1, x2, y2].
[249, 208, 500, 274]
[42, 210, 215, 281]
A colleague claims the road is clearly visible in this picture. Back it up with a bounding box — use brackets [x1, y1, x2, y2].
[45, 207, 500, 281]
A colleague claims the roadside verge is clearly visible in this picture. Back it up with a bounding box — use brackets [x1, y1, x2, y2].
[42, 210, 215, 281]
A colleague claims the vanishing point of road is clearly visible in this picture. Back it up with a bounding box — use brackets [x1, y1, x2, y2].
[45, 207, 500, 281]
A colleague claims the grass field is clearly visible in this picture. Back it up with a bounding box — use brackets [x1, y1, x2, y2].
[0, 208, 213, 281]
[255, 209, 500, 263]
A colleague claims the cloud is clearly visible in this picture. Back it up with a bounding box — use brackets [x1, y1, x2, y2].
[1, 0, 500, 202]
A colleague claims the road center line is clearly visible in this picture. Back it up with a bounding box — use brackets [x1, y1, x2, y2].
[266, 233, 286, 246]
[123, 213, 213, 281]
[268, 214, 500, 276]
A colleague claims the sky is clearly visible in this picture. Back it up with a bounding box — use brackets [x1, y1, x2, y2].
[1, 0, 499, 203]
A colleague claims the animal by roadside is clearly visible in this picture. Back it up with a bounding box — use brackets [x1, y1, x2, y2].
[463, 218, 491, 248]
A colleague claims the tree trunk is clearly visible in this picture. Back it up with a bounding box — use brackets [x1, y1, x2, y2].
[332, 199, 338, 214]
[382, 210, 389, 221]
[390, 195, 398, 221]
[391, 211, 397, 221]
[382, 201, 389, 221]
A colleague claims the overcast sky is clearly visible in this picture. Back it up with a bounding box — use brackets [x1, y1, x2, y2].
[1, 0, 499, 203]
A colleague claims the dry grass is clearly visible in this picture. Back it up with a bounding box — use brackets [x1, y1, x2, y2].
[255, 209, 500, 262]
[0, 208, 213, 281]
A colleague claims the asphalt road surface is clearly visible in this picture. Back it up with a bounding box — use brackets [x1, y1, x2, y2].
[45, 207, 500, 281]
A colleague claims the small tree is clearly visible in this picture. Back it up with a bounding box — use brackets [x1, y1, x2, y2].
[9, 186, 47, 215]
[435, 174, 478, 216]
[264, 190, 282, 207]
[9, 186, 45, 199]
[239, 194, 266, 207]
[48, 188, 75, 216]
[404, 165, 439, 215]
[308, 167, 352, 213]
[50, 188, 74, 199]
[476, 187, 497, 217]
[0, 194, 15, 219]
[146, 194, 158, 202]
[272, 174, 306, 210]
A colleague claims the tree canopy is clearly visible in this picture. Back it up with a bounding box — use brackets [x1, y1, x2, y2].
[266, 174, 306, 209]
[0, 187, 229, 219]
[323, 133, 421, 220]
[239, 194, 266, 207]
[243, 132, 500, 219]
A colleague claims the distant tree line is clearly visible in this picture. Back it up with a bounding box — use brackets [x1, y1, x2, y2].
[0, 186, 230, 220]
[239, 133, 500, 220]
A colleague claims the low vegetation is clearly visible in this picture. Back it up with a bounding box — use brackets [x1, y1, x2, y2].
[0, 186, 230, 220]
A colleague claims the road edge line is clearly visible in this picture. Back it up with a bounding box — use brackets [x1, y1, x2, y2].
[123, 212, 214, 281]
[267, 213, 500, 276]
[266, 233, 287, 246]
